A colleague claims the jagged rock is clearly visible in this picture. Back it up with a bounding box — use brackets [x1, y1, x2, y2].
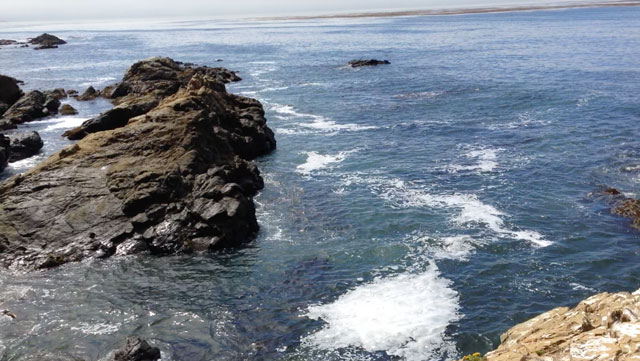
[29, 33, 66, 46]
[348, 59, 390, 67]
[44, 88, 67, 100]
[471, 288, 640, 361]
[113, 336, 160, 361]
[0, 74, 24, 115]
[76, 86, 98, 101]
[0, 135, 9, 171]
[8, 131, 43, 162]
[65, 57, 243, 140]
[59, 104, 78, 115]
[0, 88, 61, 130]
[0, 57, 275, 270]
[598, 187, 640, 229]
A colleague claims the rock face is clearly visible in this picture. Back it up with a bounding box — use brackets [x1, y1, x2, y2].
[59, 104, 78, 115]
[8, 131, 43, 162]
[0, 135, 9, 171]
[0, 74, 24, 115]
[474, 288, 640, 361]
[0, 57, 276, 270]
[348, 59, 390, 67]
[113, 336, 161, 361]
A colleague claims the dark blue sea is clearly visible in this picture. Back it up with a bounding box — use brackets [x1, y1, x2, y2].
[1, 6, 640, 360]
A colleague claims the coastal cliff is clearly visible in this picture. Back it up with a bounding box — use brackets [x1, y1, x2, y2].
[464, 288, 640, 361]
[0, 57, 276, 270]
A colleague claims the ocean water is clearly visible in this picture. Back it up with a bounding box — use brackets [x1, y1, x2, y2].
[1, 6, 640, 361]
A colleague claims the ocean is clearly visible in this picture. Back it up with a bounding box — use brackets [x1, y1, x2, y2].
[1, 6, 640, 360]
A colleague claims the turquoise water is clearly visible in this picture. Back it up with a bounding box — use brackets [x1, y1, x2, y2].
[1, 7, 640, 360]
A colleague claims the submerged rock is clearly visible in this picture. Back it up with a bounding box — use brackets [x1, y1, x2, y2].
[348, 59, 390, 67]
[470, 288, 640, 361]
[113, 336, 160, 361]
[0, 57, 275, 270]
[8, 131, 43, 162]
[59, 104, 78, 115]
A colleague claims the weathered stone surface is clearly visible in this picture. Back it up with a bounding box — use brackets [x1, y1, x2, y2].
[29, 33, 66, 46]
[0, 135, 9, 171]
[0, 57, 276, 270]
[468, 289, 640, 361]
[8, 131, 43, 162]
[65, 57, 243, 140]
[113, 336, 160, 361]
[348, 59, 390, 67]
[59, 104, 78, 115]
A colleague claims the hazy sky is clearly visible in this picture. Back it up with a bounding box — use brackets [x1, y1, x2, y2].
[1, 0, 603, 21]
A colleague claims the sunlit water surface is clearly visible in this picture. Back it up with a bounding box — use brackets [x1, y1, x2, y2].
[1, 7, 640, 360]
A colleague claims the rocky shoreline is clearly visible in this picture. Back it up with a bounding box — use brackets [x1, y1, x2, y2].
[0, 57, 275, 270]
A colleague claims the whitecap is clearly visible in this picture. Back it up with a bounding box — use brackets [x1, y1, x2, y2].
[269, 103, 378, 134]
[303, 263, 459, 361]
[296, 150, 354, 175]
[42, 116, 87, 131]
[448, 148, 501, 174]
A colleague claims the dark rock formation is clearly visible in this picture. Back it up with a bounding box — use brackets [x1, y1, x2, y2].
[0, 57, 276, 270]
[34, 43, 59, 50]
[65, 57, 242, 140]
[0, 135, 9, 171]
[0, 40, 17, 46]
[45, 88, 68, 100]
[113, 337, 160, 361]
[76, 86, 98, 101]
[59, 104, 78, 115]
[598, 187, 640, 229]
[29, 33, 66, 46]
[0, 90, 61, 130]
[348, 59, 390, 67]
[8, 131, 43, 162]
[0, 74, 24, 115]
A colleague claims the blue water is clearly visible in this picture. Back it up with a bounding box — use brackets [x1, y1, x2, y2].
[1, 6, 640, 361]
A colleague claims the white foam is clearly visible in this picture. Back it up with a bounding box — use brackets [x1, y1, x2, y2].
[303, 263, 459, 361]
[42, 116, 87, 131]
[448, 148, 500, 174]
[79, 76, 117, 87]
[411, 234, 479, 261]
[296, 150, 354, 175]
[345, 175, 552, 247]
[269, 103, 378, 134]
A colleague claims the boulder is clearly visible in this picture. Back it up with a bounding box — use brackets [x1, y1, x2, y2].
[0, 134, 9, 171]
[348, 59, 390, 67]
[8, 131, 43, 162]
[0, 57, 276, 270]
[0, 89, 61, 129]
[76, 86, 98, 101]
[467, 288, 640, 361]
[29, 33, 66, 46]
[0, 74, 24, 115]
[113, 336, 160, 361]
[59, 104, 78, 115]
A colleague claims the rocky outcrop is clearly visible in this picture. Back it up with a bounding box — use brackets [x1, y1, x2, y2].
[59, 104, 78, 115]
[29, 33, 66, 50]
[597, 188, 640, 229]
[0, 57, 276, 270]
[0, 90, 61, 130]
[8, 131, 43, 162]
[348, 59, 390, 67]
[113, 336, 161, 361]
[0, 74, 24, 115]
[64, 57, 241, 140]
[0, 135, 9, 171]
[471, 288, 640, 361]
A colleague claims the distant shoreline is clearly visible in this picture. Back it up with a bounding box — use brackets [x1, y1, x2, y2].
[257, 1, 640, 21]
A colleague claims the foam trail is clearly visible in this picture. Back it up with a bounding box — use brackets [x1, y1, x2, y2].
[269, 103, 378, 134]
[42, 116, 88, 131]
[448, 148, 500, 173]
[303, 263, 459, 361]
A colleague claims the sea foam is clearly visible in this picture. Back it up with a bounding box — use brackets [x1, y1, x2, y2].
[296, 150, 355, 175]
[303, 263, 459, 361]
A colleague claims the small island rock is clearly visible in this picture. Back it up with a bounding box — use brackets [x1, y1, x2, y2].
[348, 59, 390, 67]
